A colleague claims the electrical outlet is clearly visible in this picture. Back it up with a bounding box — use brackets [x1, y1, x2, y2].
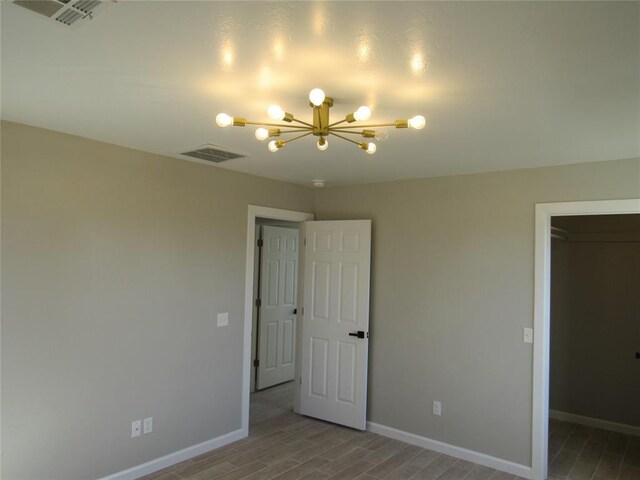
[131, 420, 141, 438]
[523, 328, 533, 344]
[217, 312, 229, 327]
[433, 401, 442, 416]
[143, 417, 153, 435]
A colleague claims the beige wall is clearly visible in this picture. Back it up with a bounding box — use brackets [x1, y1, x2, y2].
[3, 119, 639, 478]
[313, 158, 640, 466]
[550, 228, 640, 426]
[0, 121, 314, 480]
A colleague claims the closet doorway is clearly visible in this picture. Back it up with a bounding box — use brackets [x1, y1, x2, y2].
[531, 198, 640, 480]
[547, 214, 640, 479]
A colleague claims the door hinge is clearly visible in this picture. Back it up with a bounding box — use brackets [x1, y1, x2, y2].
[304, 238, 307, 246]
[253, 359, 259, 367]
[299, 377, 302, 385]
[255, 298, 262, 307]
[257, 238, 264, 248]
[301, 307, 304, 316]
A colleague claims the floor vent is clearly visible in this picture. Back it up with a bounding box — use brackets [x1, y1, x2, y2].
[180, 144, 247, 163]
[12, 0, 106, 26]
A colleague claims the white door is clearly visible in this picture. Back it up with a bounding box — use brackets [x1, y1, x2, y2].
[299, 220, 372, 430]
[257, 226, 299, 390]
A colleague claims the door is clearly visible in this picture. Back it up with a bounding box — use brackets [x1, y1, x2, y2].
[299, 220, 372, 430]
[257, 226, 299, 390]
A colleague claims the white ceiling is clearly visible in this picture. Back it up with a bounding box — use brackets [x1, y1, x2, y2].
[2, 1, 639, 186]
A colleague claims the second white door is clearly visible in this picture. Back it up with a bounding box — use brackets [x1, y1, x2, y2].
[299, 220, 372, 430]
[257, 225, 299, 390]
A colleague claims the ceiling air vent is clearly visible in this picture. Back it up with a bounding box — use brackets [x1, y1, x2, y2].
[180, 144, 247, 164]
[12, 0, 106, 26]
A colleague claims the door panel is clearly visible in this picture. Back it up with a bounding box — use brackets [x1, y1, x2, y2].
[312, 262, 331, 320]
[310, 337, 329, 397]
[282, 318, 294, 365]
[257, 226, 299, 390]
[339, 263, 358, 323]
[300, 220, 371, 430]
[283, 261, 296, 305]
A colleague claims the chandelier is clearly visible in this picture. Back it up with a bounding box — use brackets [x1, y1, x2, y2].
[215, 88, 425, 154]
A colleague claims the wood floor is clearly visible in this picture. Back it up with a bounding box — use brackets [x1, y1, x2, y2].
[548, 419, 640, 480]
[139, 382, 528, 480]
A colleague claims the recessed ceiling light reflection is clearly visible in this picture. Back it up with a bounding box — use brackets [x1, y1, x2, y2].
[358, 41, 371, 64]
[410, 52, 426, 74]
[273, 39, 285, 61]
[220, 40, 235, 69]
[356, 32, 375, 65]
[313, 5, 329, 35]
[258, 66, 272, 89]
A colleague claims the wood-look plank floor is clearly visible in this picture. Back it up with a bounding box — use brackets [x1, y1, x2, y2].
[548, 419, 640, 480]
[142, 382, 595, 480]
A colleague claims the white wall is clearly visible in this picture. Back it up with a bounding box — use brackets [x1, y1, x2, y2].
[313, 157, 640, 467]
[0, 121, 314, 479]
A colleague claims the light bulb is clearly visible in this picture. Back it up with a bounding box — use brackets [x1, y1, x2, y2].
[408, 115, 426, 130]
[309, 88, 326, 107]
[216, 113, 233, 127]
[255, 128, 269, 141]
[366, 142, 377, 155]
[268, 105, 285, 121]
[353, 106, 371, 122]
[268, 140, 279, 152]
[317, 137, 329, 151]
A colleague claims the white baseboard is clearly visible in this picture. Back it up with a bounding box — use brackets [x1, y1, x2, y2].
[550, 410, 640, 437]
[98, 428, 246, 480]
[367, 422, 533, 479]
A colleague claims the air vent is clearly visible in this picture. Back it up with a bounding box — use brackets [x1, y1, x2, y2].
[180, 144, 247, 163]
[56, 8, 83, 25]
[73, 0, 100, 14]
[12, 0, 107, 26]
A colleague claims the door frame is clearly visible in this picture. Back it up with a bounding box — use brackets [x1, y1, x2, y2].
[531, 198, 640, 480]
[242, 205, 314, 435]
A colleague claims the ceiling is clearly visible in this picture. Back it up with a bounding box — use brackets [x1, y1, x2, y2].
[1, 1, 639, 187]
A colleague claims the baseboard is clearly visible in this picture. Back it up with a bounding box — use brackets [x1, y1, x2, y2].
[98, 428, 246, 480]
[550, 410, 640, 437]
[367, 422, 533, 479]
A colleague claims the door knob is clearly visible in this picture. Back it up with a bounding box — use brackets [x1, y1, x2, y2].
[348, 331, 369, 339]
[635, 352, 640, 359]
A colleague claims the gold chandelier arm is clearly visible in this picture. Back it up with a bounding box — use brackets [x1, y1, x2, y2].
[329, 132, 361, 146]
[283, 132, 313, 145]
[278, 129, 314, 134]
[245, 121, 311, 129]
[290, 117, 314, 128]
[328, 119, 348, 128]
[330, 122, 398, 129]
[329, 129, 365, 135]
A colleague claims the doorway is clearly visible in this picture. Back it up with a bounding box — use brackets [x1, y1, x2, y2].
[532, 199, 640, 480]
[252, 220, 300, 393]
[547, 214, 640, 479]
[241, 206, 314, 436]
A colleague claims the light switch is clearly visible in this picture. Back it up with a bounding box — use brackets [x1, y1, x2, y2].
[523, 328, 533, 344]
[217, 312, 229, 327]
[143, 417, 153, 435]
